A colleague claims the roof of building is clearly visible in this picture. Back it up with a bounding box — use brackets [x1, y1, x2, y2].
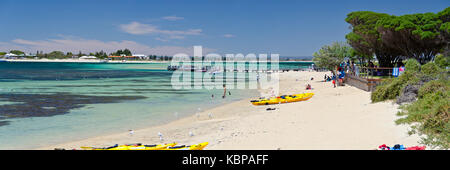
[108, 56, 139, 58]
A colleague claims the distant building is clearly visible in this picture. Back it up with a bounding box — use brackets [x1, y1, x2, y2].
[4, 53, 18, 58]
[132, 54, 148, 60]
[2, 53, 36, 58]
[108, 54, 147, 60]
[79, 56, 97, 59]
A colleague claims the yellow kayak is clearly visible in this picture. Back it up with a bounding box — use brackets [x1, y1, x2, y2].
[80, 142, 177, 150]
[250, 93, 314, 106]
[164, 142, 209, 150]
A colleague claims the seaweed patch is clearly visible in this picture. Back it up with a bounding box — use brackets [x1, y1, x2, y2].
[0, 93, 147, 126]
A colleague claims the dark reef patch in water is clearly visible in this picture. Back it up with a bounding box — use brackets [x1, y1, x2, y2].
[53, 84, 147, 88]
[0, 120, 9, 126]
[0, 93, 147, 126]
[19, 88, 52, 90]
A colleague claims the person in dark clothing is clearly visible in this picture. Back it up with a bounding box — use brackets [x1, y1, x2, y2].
[332, 75, 336, 88]
[222, 84, 227, 98]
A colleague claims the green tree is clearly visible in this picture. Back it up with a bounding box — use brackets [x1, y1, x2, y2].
[116, 50, 123, 56]
[66, 52, 73, 57]
[376, 9, 449, 64]
[123, 49, 132, 56]
[78, 51, 84, 57]
[313, 42, 353, 86]
[47, 51, 66, 59]
[36, 51, 45, 58]
[345, 11, 402, 67]
[94, 50, 108, 59]
[9, 50, 25, 55]
[0, 52, 6, 56]
[346, 7, 450, 66]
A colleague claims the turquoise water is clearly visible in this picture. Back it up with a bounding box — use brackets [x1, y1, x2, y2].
[0, 61, 311, 149]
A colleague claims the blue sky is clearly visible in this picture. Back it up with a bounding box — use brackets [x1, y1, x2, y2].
[0, 0, 448, 56]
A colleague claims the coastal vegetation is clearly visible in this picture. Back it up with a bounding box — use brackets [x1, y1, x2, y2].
[313, 6, 450, 149]
[1, 49, 171, 60]
[9, 50, 25, 55]
[110, 49, 132, 56]
[312, 42, 353, 86]
[345, 7, 449, 67]
[370, 58, 449, 149]
[350, 7, 450, 149]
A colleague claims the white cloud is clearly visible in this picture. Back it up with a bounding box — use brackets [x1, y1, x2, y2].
[119, 22, 160, 35]
[162, 16, 184, 21]
[119, 21, 202, 41]
[0, 37, 216, 56]
[223, 34, 235, 38]
[155, 35, 186, 42]
[155, 37, 170, 42]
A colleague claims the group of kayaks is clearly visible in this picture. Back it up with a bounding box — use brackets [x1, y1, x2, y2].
[250, 93, 314, 105]
[80, 142, 208, 150]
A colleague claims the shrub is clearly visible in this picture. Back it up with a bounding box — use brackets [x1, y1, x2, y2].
[370, 59, 449, 148]
[396, 90, 449, 149]
[371, 78, 393, 102]
[434, 54, 449, 69]
[421, 62, 442, 78]
[404, 59, 421, 73]
[418, 80, 449, 98]
[371, 71, 419, 102]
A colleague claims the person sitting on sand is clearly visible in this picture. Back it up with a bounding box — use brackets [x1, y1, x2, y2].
[129, 130, 134, 136]
[306, 84, 312, 90]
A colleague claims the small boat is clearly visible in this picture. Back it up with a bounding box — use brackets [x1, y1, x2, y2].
[250, 93, 314, 105]
[164, 142, 209, 150]
[80, 142, 177, 150]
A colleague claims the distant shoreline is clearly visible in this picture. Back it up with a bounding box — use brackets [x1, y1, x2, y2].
[3, 58, 313, 63]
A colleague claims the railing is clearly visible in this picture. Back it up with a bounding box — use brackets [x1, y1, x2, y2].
[344, 66, 396, 91]
[347, 66, 395, 80]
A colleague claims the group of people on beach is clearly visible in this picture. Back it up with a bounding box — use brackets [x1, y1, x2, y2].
[322, 65, 347, 88]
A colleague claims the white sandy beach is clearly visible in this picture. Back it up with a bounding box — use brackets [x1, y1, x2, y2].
[38, 71, 421, 150]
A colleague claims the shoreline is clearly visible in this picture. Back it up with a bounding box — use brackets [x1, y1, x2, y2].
[3, 59, 314, 64]
[38, 71, 422, 150]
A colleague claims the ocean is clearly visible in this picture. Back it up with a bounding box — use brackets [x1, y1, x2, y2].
[0, 61, 313, 149]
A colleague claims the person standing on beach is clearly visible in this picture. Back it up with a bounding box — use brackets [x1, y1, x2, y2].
[332, 75, 336, 88]
[222, 84, 227, 98]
